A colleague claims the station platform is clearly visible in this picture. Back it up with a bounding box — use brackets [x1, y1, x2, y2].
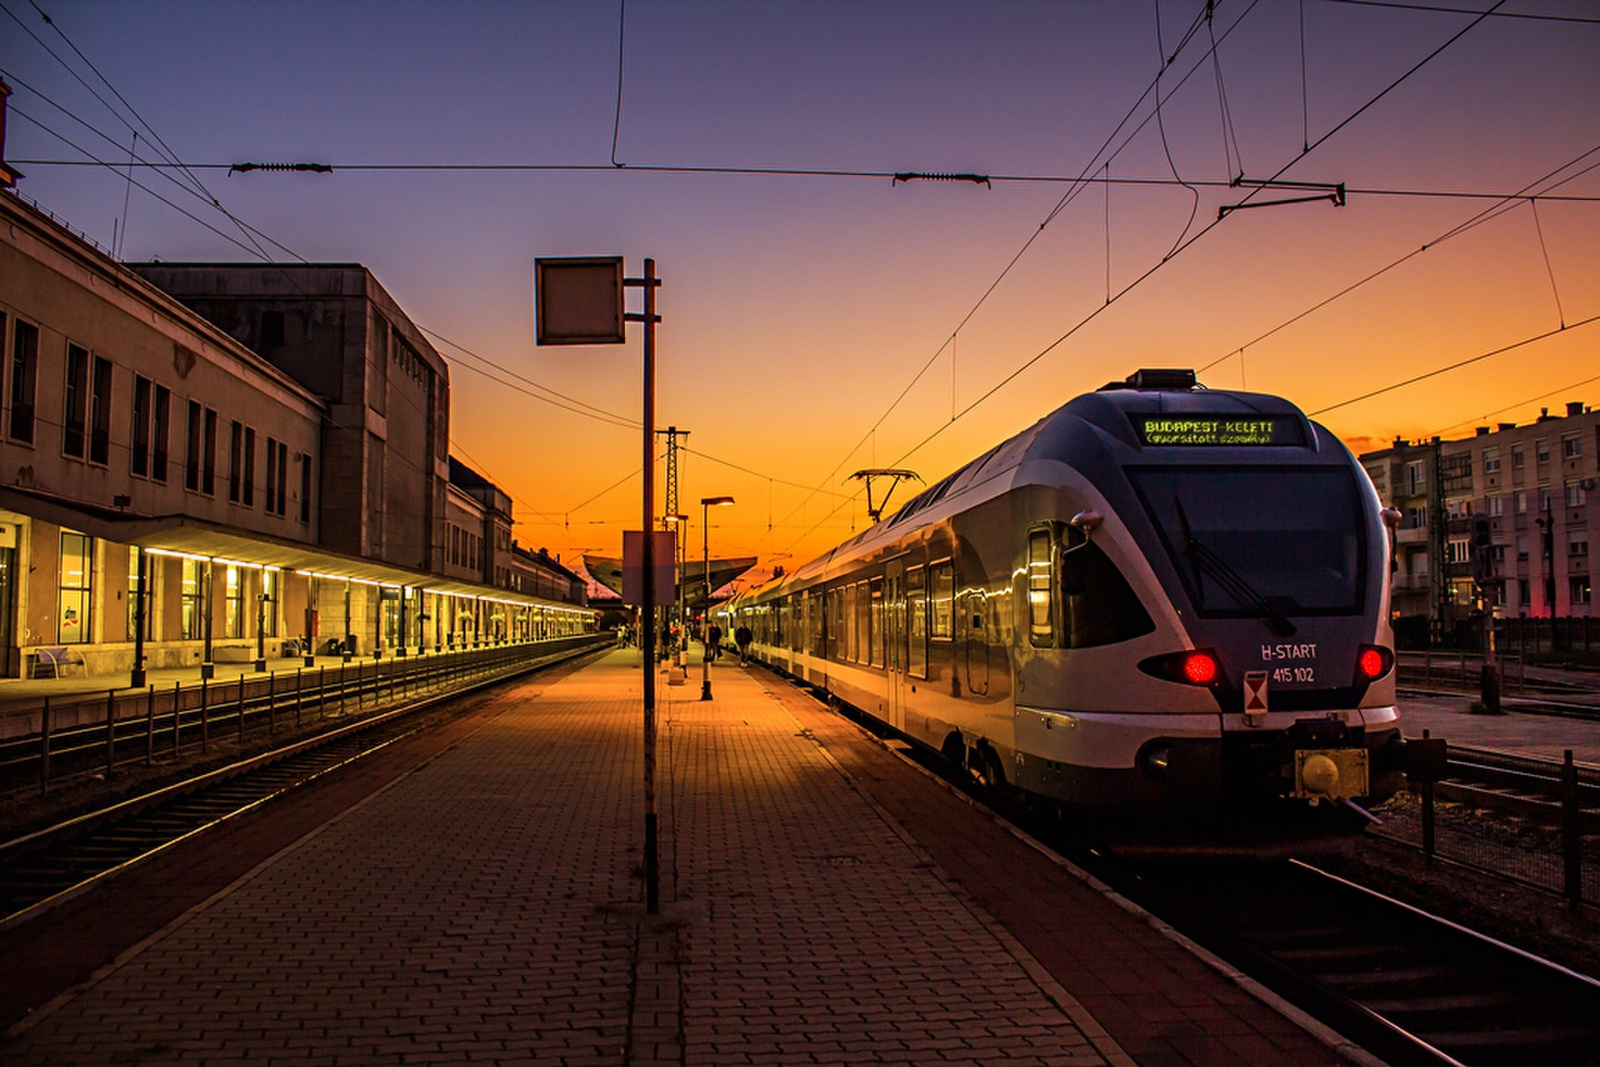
[2, 648, 1372, 1066]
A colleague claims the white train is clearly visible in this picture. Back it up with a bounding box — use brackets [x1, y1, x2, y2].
[721, 370, 1407, 853]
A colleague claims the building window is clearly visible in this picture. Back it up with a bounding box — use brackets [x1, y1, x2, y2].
[185, 401, 202, 490]
[58, 531, 93, 644]
[1573, 535, 1590, 559]
[261, 568, 278, 637]
[1536, 438, 1550, 465]
[274, 440, 288, 515]
[1511, 445, 1524, 470]
[1563, 434, 1583, 460]
[203, 408, 217, 495]
[1447, 538, 1470, 565]
[243, 427, 256, 505]
[181, 559, 203, 640]
[1518, 578, 1530, 605]
[1568, 480, 1587, 508]
[151, 385, 170, 482]
[127, 546, 152, 642]
[265, 437, 278, 513]
[1572, 576, 1592, 606]
[224, 565, 244, 638]
[1515, 491, 1527, 515]
[89, 355, 112, 465]
[1407, 460, 1426, 491]
[1483, 447, 1500, 474]
[1517, 536, 1529, 562]
[8, 318, 38, 444]
[131, 376, 151, 476]
[228, 421, 244, 502]
[63, 343, 88, 458]
[1539, 487, 1554, 514]
[1487, 495, 1502, 517]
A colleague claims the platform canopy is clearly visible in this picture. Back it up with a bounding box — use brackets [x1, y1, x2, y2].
[583, 554, 757, 609]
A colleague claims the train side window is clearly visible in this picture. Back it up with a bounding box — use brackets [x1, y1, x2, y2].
[1027, 526, 1055, 648]
[828, 585, 844, 661]
[869, 577, 885, 668]
[845, 583, 858, 662]
[906, 565, 928, 679]
[1060, 541, 1155, 648]
[930, 561, 954, 640]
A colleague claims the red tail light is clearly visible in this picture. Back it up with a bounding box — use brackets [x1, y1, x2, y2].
[1183, 651, 1218, 684]
[1356, 644, 1393, 681]
[1139, 649, 1226, 687]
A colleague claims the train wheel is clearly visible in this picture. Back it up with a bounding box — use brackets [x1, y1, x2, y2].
[968, 745, 1004, 794]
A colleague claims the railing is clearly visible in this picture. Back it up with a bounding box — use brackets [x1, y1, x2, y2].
[1376, 741, 1600, 906]
[0, 634, 611, 797]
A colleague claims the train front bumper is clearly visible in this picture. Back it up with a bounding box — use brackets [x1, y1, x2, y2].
[1012, 705, 1404, 811]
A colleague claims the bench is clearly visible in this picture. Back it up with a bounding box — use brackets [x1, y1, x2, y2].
[30, 647, 86, 678]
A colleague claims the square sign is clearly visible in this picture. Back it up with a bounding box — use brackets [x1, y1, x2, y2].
[535, 256, 625, 345]
[622, 529, 677, 607]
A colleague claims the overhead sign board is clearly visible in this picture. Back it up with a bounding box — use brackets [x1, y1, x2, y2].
[535, 256, 626, 345]
[1133, 415, 1304, 448]
[622, 530, 677, 607]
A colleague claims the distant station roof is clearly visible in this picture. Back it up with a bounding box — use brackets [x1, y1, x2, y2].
[583, 555, 758, 608]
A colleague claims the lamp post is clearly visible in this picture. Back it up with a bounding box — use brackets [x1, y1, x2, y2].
[254, 585, 273, 672]
[700, 496, 734, 699]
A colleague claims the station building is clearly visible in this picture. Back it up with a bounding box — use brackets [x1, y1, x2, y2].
[1360, 406, 1599, 635]
[0, 189, 589, 680]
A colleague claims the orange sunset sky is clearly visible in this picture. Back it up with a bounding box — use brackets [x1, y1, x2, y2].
[5, 1, 1597, 584]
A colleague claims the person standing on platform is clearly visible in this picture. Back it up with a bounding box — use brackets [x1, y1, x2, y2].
[706, 622, 722, 661]
[735, 621, 753, 664]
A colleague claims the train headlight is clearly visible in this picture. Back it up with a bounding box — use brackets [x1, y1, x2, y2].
[1137, 649, 1227, 688]
[1355, 644, 1394, 682]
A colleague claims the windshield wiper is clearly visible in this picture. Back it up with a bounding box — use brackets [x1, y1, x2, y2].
[1174, 496, 1298, 637]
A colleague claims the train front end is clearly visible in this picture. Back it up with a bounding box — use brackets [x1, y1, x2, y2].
[1014, 371, 1404, 853]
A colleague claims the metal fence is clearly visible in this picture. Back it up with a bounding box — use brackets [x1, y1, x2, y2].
[0, 634, 611, 797]
[1374, 745, 1600, 906]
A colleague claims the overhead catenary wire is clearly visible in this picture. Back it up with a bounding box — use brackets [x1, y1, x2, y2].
[1308, 313, 1600, 418]
[1198, 145, 1600, 376]
[774, 0, 1515, 559]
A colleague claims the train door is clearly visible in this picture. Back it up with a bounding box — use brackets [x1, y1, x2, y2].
[961, 588, 989, 695]
[885, 558, 906, 731]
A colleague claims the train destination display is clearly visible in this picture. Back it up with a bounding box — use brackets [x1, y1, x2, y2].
[1134, 415, 1303, 447]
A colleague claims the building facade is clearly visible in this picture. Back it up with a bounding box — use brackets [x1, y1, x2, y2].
[1361, 404, 1599, 636]
[0, 190, 588, 679]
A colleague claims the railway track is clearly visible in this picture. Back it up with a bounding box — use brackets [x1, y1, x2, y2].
[1128, 859, 1600, 1066]
[0, 639, 611, 930]
[863, 700, 1600, 1065]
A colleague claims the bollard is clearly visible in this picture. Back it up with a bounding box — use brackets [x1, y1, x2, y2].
[39, 696, 51, 795]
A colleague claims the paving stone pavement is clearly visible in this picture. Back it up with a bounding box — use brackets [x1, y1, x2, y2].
[5, 650, 1119, 1065]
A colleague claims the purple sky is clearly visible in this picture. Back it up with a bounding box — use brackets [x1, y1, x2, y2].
[4, 0, 1597, 574]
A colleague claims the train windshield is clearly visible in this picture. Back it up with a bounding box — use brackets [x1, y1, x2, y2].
[1127, 466, 1365, 618]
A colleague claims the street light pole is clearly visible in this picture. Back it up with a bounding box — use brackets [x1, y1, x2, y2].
[700, 496, 734, 700]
